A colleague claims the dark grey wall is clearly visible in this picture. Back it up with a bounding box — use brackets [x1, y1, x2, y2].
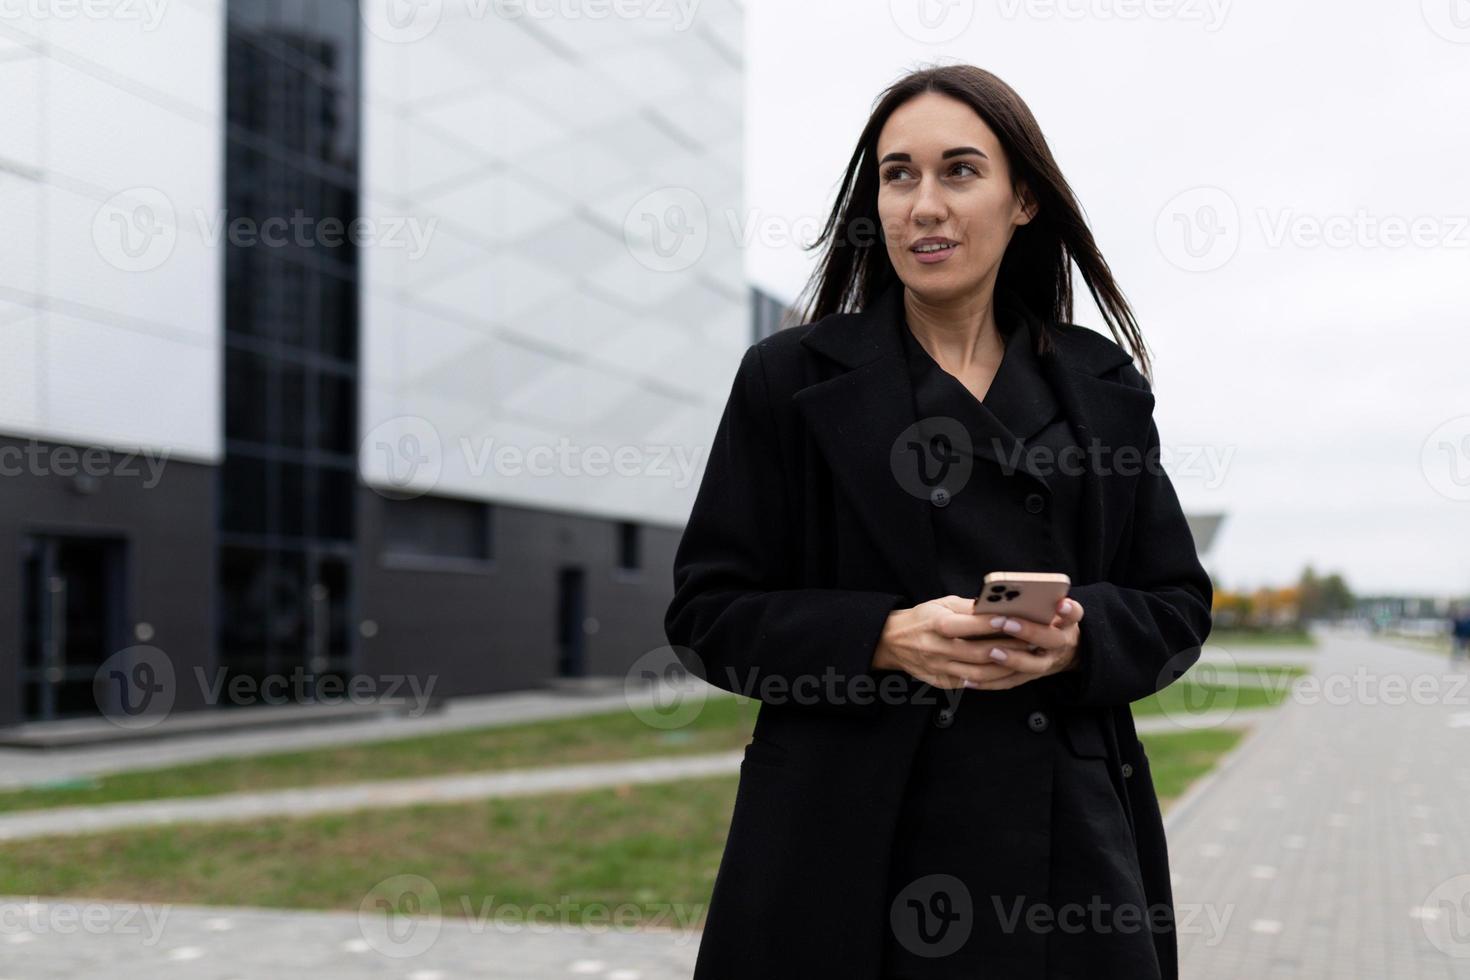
[354, 486, 682, 699]
[0, 436, 217, 728]
[0, 434, 685, 729]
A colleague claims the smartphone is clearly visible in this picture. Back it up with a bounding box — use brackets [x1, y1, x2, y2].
[970, 571, 1072, 632]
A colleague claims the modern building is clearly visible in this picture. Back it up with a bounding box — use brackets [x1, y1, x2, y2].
[0, 2, 746, 728]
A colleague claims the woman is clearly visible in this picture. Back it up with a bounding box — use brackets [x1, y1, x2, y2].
[664, 64, 1213, 980]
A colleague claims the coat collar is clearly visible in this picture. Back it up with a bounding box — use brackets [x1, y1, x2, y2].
[792, 278, 1156, 603]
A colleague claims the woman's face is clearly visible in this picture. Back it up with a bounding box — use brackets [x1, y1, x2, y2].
[875, 91, 1036, 301]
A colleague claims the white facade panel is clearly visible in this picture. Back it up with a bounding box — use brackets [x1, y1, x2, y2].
[0, 4, 224, 463]
[361, 3, 747, 528]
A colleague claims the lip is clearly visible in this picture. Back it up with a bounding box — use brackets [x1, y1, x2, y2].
[910, 237, 959, 264]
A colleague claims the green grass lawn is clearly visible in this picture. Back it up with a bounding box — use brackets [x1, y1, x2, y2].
[1204, 628, 1317, 648]
[1131, 664, 1303, 717]
[0, 728, 1244, 918]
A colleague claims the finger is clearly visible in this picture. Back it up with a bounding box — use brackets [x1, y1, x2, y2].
[941, 636, 1039, 665]
[983, 614, 1065, 650]
[939, 658, 1019, 686]
[1055, 596, 1085, 625]
[935, 607, 1012, 640]
[981, 645, 1064, 675]
[966, 670, 1031, 691]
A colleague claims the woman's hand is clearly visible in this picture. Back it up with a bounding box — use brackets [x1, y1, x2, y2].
[965, 595, 1086, 690]
[872, 594, 1085, 691]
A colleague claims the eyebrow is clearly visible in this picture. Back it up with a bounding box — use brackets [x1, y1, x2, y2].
[877, 146, 989, 166]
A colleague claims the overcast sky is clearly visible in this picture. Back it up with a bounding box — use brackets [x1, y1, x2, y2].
[746, 0, 1470, 598]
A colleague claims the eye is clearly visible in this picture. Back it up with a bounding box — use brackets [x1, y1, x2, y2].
[880, 161, 981, 183]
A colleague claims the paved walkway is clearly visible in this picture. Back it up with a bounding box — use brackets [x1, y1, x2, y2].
[0, 899, 702, 979]
[1166, 628, 1470, 978]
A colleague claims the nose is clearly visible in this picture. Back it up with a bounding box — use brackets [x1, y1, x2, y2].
[911, 173, 948, 225]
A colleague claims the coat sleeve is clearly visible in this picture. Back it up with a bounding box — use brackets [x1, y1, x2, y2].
[1046, 364, 1215, 708]
[663, 342, 908, 714]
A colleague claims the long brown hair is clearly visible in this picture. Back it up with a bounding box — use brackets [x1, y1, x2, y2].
[793, 63, 1152, 382]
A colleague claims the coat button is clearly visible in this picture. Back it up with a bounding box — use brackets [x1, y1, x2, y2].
[930, 487, 950, 507]
[935, 706, 956, 728]
[1024, 492, 1045, 514]
[1026, 710, 1049, 732]
[1121, 762, 1135, 778]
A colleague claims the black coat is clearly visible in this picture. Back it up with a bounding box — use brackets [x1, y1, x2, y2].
[663, 281, 1214, 980]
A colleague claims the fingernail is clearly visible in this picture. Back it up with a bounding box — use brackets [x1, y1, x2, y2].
[1060, 599, 1072, 613]
[990, 648, 1008, 662]
[1002, 619, 1021, 633]
[963, 679, 975, 688]
[989, 616, 1006, 629]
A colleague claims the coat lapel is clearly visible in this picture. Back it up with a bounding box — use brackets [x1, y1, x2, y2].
[791, 279, 1156, 601]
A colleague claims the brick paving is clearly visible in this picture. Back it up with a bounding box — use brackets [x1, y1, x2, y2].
[1168, 628, 1470, 978]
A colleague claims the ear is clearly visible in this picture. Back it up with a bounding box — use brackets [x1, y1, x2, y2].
[1015, 181, 1039, 225]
